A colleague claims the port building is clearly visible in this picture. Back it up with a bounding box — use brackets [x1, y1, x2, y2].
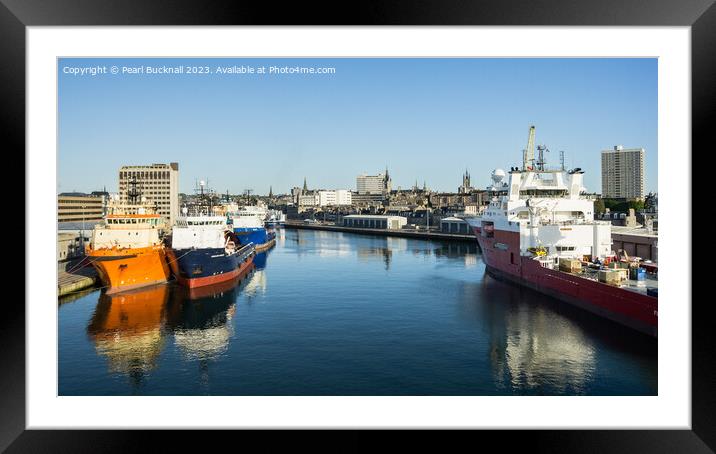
[342, 215, 407, 230]
[118, 163, 179, 226]
[439, 217, 471, 234]
[601, 145, 645, 199]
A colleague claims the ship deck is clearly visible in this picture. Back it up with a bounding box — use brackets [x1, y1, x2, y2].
[569, 267, 658, 296]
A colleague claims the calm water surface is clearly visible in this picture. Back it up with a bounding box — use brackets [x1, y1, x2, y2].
[59, 228, 657, 395]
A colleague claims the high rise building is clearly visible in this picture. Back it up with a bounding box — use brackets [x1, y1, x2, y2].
[356, 167, 392, 195]
[118, 163, 179, 225]
[601, 145, 645, 199]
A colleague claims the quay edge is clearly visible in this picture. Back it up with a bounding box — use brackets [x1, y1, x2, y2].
[283, 221, 479, 245]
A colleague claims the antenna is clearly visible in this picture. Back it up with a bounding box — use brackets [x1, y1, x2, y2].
[536, 144, 550, 171]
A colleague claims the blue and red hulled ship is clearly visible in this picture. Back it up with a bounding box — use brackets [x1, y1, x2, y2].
[230, 206, 275, 251]
[167, 213, 255, 288]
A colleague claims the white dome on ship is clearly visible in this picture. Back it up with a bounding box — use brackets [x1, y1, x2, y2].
[491, 168, 506, 184]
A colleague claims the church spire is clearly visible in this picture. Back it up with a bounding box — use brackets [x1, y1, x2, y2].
[269, 186, 273, 198]
[303, 177, 308, 191]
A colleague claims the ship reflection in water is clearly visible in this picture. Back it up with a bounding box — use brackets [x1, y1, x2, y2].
[60, 229, 655, 396]
[87, 284, 171, 381]
[84, 262, 256, 392]
[483, 277, 597, 394]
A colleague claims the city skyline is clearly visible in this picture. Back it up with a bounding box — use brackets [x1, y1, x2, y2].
[59, 57, 657, 195]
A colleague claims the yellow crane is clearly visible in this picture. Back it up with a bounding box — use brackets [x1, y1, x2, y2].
[523, 125, 536, 171]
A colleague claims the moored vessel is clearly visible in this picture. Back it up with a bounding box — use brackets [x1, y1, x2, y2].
[266, 209, 286, 226]
[166, 209, 256, 288]
[86, 192, 170, 294]
[463, 127, 658, 337]
[229, 207, 276, 251]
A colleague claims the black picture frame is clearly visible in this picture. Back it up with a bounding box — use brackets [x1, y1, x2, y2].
[6, 0, 711, 451]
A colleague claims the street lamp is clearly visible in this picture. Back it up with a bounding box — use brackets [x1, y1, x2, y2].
[80, 204, 85, 255]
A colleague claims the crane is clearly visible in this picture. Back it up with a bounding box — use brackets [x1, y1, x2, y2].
[523, 125, 536, 171]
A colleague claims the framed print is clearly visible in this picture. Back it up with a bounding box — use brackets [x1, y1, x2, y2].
[6, 0, 712, 450]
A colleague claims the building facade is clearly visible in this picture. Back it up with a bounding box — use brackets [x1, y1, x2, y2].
[601, 145, 645, 199]
[57, 193, 105, 222]
[318, 189, 352, 206]
[356, 168, 392, 195]
[440, 217, 471, 234]
[298, 193, 319, 207]
[118, 163, 179, 225]
[342, 215, 407, 230]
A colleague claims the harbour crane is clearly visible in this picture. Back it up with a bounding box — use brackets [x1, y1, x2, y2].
[522, 125, 536, 171]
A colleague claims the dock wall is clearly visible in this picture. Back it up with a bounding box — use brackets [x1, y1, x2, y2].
[283, 222, 478, 244]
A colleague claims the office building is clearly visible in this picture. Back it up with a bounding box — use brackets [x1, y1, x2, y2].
[356, 168, 392, 195]
[601, 145, 645, 199]
[118, 163, 179, 225]
[57, 193, 105, 223]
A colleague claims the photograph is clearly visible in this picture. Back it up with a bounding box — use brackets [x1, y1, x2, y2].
[5, 6, 708, 448]
[56, 57, 659, 396]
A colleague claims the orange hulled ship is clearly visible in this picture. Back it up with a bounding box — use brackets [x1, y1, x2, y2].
[86, 194, 171, 294]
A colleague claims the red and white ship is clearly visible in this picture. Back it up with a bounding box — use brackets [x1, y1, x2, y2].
[464, 127, 657, 337]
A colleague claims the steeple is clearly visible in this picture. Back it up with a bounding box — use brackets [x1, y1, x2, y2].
[303, 177, 308, 192]
[269, 186, 273, 198]
[423, 180, 427, 191]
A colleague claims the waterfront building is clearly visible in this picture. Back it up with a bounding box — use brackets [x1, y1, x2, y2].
[439, 217, 470, 234]
[342, 214, 407, 230]
[601, 145, 645, 199]
[118, 162, 179, 226]
[318, 189, 352, 206]
[57, 192, 106, 222]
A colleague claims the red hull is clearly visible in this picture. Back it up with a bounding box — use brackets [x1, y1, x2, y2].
[175, 255, 254, 289]
[473, 227, 658, 337]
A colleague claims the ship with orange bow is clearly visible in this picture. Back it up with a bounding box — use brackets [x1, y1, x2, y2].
[86, 189, 171, 294]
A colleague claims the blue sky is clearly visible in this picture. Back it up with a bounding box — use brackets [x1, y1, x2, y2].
[58, 58, 657, 195]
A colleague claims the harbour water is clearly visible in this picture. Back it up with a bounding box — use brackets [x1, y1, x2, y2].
[58, 229, 657, 395]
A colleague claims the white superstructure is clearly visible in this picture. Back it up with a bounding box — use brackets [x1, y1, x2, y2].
[465, 167, 613, 260]
[229, 210, 264, 229]
[171, 211, 231, 250]
[89, 202, 164, 250]
[230, 205, 268, 226]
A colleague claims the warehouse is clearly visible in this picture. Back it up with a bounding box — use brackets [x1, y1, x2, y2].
[342, 215, 407, 230]
[440, 217, 470, 234]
